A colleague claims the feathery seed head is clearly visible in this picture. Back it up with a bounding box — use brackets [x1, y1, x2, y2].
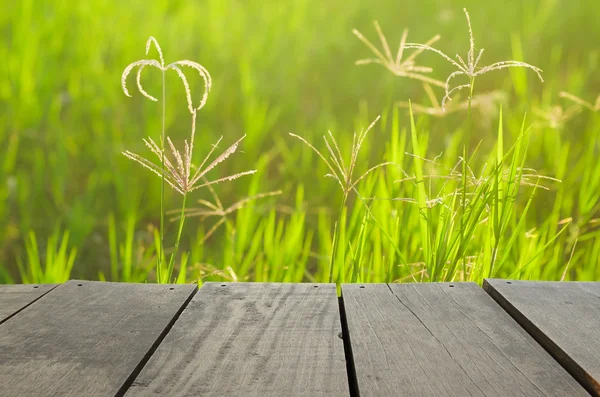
[123, 110, 255, 195]
[560, 91, 600, 112]
[121, 37, 212, 114]
[403, 8, 544, 110]
[533, 104, 582, 129]
[145, 36, 165, 67]
[353, 23, 446, 88]
[290, 116, 397, 196]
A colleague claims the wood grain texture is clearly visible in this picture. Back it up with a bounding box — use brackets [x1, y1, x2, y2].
[484, 278, 600, 396]
[0, 280, 197, 397]
[0, 284, 57, 324]
[125, 282, 349, 397]
[342, 283, 588, 397]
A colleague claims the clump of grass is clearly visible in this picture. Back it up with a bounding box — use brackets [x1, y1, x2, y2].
[4, 1, 600, 286]
[17, 228, 77, 283]
[289, 116, 398, 284]
[98, 211, 158, 283]
[348, 7, 571, 283]
[121, 37, 256, 283]
[396, 106, 564, 281]
[393, 8, 544, 275]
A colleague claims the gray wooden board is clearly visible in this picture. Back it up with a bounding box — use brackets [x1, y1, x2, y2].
[342, 283, 589, 397]
[484, 279, 600, 395]
[125, 282, 349, 397]
[0, 284, 57, 324]
[0, 280, 197, 397]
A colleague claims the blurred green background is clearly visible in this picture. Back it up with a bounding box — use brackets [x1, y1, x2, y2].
[1, 0, 599, 283]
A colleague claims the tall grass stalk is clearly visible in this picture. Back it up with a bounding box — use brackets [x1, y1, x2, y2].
[290, 116, 396, 285]
[121, 37, 255, 283]
[160, 61, 166, 283]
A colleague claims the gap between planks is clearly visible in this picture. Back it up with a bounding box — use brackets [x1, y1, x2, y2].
[125, 281, 592, 397]
[115, 285, 198, 397]
[0, 284, 58, 326]
[338, 296, 360, 397]
[340, 282, 589, 397]
[4, 281, 590, 397]
[124, 283, 349, 397]
[0, 281, 198, 397]
[483, 279, 600, 397]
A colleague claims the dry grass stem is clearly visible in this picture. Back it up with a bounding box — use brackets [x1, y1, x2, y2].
[561, 236, 579, 281]
[560, 91, 600, 112]
[193, 264, 239, 283]
[170, 188, 282, 241]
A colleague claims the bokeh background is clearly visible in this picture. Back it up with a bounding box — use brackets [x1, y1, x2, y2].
[1, 0, 599, 283]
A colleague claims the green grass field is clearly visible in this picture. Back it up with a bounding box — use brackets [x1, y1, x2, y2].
[1, 0, 599, 285]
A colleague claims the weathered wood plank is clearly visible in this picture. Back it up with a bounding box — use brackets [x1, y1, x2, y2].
[342, 283, 588, 397]
[484, 279, 600, 395]
[0, 280, 197, 397]
[125, 282, 349, 397]
[0, 284, 57, 324]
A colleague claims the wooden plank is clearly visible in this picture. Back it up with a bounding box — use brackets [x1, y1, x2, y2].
[342, 283, 588, 397]
[0, 280, 197, 397]
[0, 284, 57, 324]
[484, 279, 600, 395]
[125, 282, 349, 397]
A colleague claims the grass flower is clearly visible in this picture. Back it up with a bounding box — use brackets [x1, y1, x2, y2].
[533, 104, 582, 129]
[123, 111, 256, 195]
[560, 91, 600, 112]
[289, 116, 394, 197]
[353, 22, 446, 88]
[404, 8, 544, 110]
[397, 83, 507, 117]
[121, 36, 212, 114]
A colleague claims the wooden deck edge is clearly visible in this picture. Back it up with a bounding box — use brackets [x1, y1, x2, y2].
[482, 279, 600, 397]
